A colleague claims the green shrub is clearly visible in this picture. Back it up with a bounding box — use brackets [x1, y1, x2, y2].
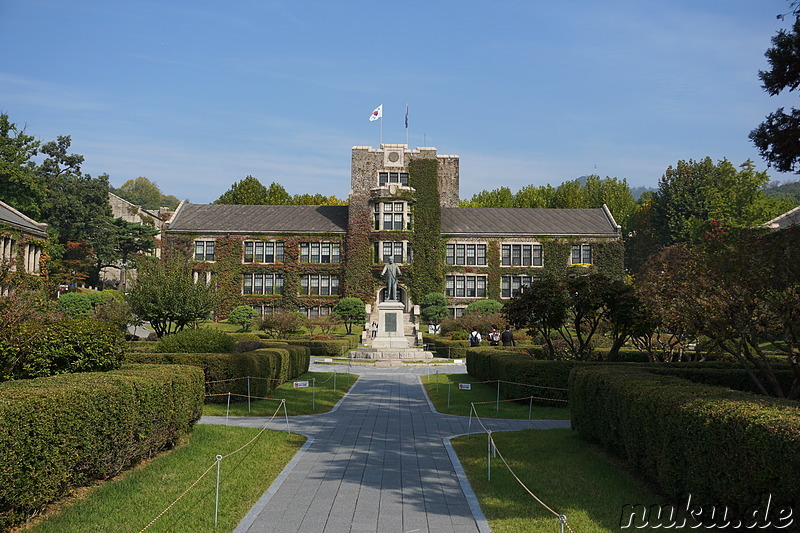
[463, 299, 503, 315]
[422, 335, 469, 358]
[57, 292, 93, 317]
[2, 319, 125, 381]
[0, 364, 204, 530]
[154, 328, 235, 354]
[569, 366, 800, 508]
[126, 346, 311, 403]
[285, 339, 353, 356]
[227, 305, 260, 331]
[647, 366, 796, 397]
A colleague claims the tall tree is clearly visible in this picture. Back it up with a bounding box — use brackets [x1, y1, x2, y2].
[214, 175, 268, 205]
[513, 184, 555, 208]
[113, 176, 179, 210]
[750, 15, 800, 174]
[0, 114, 45, 218]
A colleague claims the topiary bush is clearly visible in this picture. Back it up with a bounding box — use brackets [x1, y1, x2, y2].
[569, 366, 800, 510]
[2, 319, 126, 381]
[0, 364, 204, 530]
[57, 292, 94, 318]
[227, 305, 260, 332]
[154, 328, 235, 354]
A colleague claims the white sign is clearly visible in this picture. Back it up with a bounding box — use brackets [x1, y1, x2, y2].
[293, 381, 310, 388]
[459, 383, 472, 390]
[322, 358, 333, 363]
[454, 359, 465, 364]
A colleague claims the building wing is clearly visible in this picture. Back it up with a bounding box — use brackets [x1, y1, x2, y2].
[167, 203, 349, 234]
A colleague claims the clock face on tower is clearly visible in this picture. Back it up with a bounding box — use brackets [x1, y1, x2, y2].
[388, 152, 400, 162]
[383, 148, 404, 168]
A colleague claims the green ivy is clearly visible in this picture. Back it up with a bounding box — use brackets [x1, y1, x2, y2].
[408, 159, 445, 302]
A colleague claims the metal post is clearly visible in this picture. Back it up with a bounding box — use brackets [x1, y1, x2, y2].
[559, 514, 568, 533]
[333, 370, 337, 393]
[247, 376, 251, 413]
[447, 382, 451, 409]
[226, 392, 231, 426]
[312, 378, 316, 411]
[283, 399, 290, 433]
[496, 381, 500, 415]
[487, 431, 492, 481]
[528, 396, 533, 421]
[214, 454, 223, 525]
[436, 371, 439, 394]
[468, 403, 473, 433]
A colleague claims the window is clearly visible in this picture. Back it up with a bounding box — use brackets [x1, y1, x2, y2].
[449, 307, 465, 319]
[378, 172, 409, 186]
[300, 274, 340, 295]
[243, 241, 284, 263]
[374, 202, 410, 230]
[445, 275, 487, 298]
[446, 243, 487, 266]
[373, 241, 411, 263]
[194, 241, 215, 261]
[300, 242, 341, 264]
[242, 273, 284, 295]
[251, 305, 278, 317]
[501, 244, 543, 266]
[571, 244, 592, 265]
[501, 275, 541, 298]
[301, 306, 332, 319]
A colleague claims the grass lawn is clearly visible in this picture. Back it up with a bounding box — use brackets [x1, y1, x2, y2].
[423, 373, 571, 420]
[452, 429, 675, 533]
[203, 371, 359, 417]
[23, 424, 306, 533]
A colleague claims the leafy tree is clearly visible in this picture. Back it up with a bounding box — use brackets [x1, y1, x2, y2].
[0, 113, 45, 218]
[551, 179, 589, 209]
[750, 15, 800, 174]
[420, 292, 449, 325]
[307, 314, 340, 336]
[125, 258, 215, 337]
[227, 305, 260, 332]
[215, 175, 269, 205]
[503, 278, 566, 357]
[113, 176, 179, 210]
[265, 182, 292, 205]
[292, 193, 347, 205]
[584, 175, 637, 231]
[332, 297, 366, 334]
[460, 187, 515, 208]
[258, 311, 307, 339]
[513, 184, 555, 208]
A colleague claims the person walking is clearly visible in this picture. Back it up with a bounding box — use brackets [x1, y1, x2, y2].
[501, 325, 515, 346]
[488, 325, 501, 346]
[469, 328, 481, 347]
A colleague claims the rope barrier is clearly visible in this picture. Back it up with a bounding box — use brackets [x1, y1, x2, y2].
[139, 400, 286, 532]
[468, 406, 574, 533]
[496, 379, 568, 391]
[205, 392, 284, 401]
[471, 396, 569, 405]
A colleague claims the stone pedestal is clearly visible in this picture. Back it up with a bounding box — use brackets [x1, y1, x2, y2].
[372, 301, 408, 349]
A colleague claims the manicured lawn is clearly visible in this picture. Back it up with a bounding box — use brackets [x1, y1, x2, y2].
[423, 373, 571, 420]
[26, 424, 306, 533]
[452, 429, 673, 533]
[203, 371, 359, 417]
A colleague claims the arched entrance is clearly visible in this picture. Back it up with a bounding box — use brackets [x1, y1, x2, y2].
[376, 286, 410, 311]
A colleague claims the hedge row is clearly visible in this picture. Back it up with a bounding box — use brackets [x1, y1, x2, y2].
[0, 364, 204, 530]
[284, 339, 353, 356]
[126, 347, 310, 403]
[467, 350, 587, 404]
[569, 366, 800, 508]
[648, 366, 797, 397]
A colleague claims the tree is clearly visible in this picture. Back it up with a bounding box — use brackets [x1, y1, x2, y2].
[460, 187, 515, 208]
[125, 258, 215, 337]
[503, 278, 566, 357]
[227, 305, 259, 332]
[750, 16, 800, 174]
[462, 299, 503, 316]
[514, 184, 555, 208]
[0, 113, 45, 218]
[215, 176, 269, 205]
[332, 297, 366, 335]
[113, 176, 179, 210]
[258, 311, 307, 339]
[420, 293, 449, 325]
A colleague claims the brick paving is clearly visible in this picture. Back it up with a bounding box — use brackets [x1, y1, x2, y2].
[199, 364, 570, 533]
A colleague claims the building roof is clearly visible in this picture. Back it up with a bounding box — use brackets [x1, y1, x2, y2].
[441, 206, 620, 237]
[0, 200, 48, 239]
[765, 204, 800, 231]
[167, 203, 349, 234]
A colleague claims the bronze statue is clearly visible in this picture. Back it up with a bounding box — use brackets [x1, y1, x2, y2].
[381, 257, 401, 301]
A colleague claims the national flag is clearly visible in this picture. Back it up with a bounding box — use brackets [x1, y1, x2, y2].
[370, 104, 382, 121]
[405, 104, 408, 128]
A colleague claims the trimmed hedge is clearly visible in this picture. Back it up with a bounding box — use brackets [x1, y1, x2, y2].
[569, 366, 800, 508]
[422, 335, 469, 358]
[0, 364, 204, 530]
[648, 366, 797, 397]
[467, 350, 587, 404]
[126, 346, 310, 403]
[284, 339, 353, 356]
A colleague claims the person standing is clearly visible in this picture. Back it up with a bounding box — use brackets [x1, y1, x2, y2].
[371, 321, 378, 338]
[488, 325, 501, 346]
[501, 325, 515, 346]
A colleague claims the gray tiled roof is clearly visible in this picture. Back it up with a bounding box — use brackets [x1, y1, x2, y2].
[167, 203, 349, 234]
[441, 207, 619, 236]
[0, 201, 48, 238]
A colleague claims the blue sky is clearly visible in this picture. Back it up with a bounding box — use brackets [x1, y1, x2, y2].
[1, 1, 797, 204]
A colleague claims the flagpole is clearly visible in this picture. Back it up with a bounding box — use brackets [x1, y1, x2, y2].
[405, 103, 409, 147]
[380, 114, 383, 147]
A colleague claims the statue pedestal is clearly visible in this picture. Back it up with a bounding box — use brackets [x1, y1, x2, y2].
[372, 301, 407, 349]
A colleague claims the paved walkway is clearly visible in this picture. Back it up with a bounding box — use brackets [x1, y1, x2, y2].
[199, 363, 570, 533]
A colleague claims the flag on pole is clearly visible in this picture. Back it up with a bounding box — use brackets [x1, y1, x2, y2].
[370, 104, 382, 121]
[405, 104, 408, 128]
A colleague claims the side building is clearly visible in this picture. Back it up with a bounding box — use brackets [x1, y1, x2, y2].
[163, 144, 623, 319]
[0, 200, 48, 296]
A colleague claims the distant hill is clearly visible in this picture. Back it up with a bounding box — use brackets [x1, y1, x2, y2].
[631, 185, 656, 202]
[764, 180, 800, 206]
